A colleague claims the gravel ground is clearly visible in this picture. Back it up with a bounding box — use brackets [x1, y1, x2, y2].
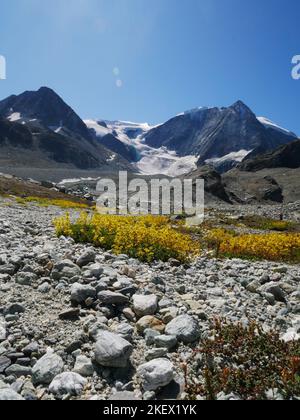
[0, 198, 299, 400]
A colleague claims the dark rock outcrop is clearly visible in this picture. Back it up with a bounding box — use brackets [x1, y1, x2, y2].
[240, 140, 300, 172]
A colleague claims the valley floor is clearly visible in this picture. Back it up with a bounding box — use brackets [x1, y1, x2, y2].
[0, 199, 299, 400]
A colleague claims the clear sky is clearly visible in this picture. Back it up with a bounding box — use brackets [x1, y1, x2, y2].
[0, 0, 299, 133]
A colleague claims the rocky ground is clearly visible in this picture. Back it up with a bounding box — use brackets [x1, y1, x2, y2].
[0, 198, 299, 401]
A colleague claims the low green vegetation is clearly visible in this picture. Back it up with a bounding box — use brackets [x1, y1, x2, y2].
[221, 215, 299, 232]
[185, 320, 300, 400]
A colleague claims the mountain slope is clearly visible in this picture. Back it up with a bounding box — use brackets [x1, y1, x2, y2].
[143, 101, 297, 171]
[0, 88, 132, 174]
[0, 87, 92, 141]
[239, 139, 300, 172]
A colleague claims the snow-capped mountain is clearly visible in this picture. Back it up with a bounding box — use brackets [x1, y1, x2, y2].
[257, 117, 297, 137]
[86, 102, 297, 175]
[0, 87, 297, 177]
[143, 101, 297, 173]
[0, 87, 131, 171]
[85, 119, 198, 176]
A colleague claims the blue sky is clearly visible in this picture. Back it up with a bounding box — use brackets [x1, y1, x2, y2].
[0, 0, 299, 133]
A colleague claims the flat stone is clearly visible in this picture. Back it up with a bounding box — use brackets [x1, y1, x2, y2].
[59, 308, 80, 321]
[97, 291, 129, 305]
[154, 335, 177, 350]
[145, 348, 168, 361]
[5, 364, 32, 378]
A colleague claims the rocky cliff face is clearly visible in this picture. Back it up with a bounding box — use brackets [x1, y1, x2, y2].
[0, 88, 131, 172]
[0, 87, 92, 141]
[144, 101, 296, 171]
[239, 140, 300, 172]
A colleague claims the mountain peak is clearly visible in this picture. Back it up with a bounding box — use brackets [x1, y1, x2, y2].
[37, 86, 59, 95]
[0, 87, 92, 140]
[230, 100, 252, 112]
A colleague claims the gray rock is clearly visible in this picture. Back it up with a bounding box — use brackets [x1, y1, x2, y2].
[159, 298, 173, 309]
[88, 322, 109, 341]
[145, 348, 168, 361]
[37, 282, 51, 294]
[154, 335, 177, 350]
[0, 388, 25, 400]
[132, 294, 158, 318]
[49, 372, 87, 397]
[108, 391, 141, 401]
[32, 351, 64, 385]
[5, 364, 32, 378]
[71, 283, 96, 304]
[113, 323, 134, 342]
[0, 356, 11, 374]
[263, 292, 276, 306]
[94, 331, 133, 368]
[4, 303, 25, 316]
[59, 308, 80, 321]
[259, 282, 286, 303]
[0, 317, 6, 342]
[83, 263, 103, 279]
[76, 249, 96, 267]
[165, 315, 200, 343]
[16, 272, 37, 286]
[52, 260, 81, 281]
[23, 342, 39, 356]
[137, 359, 174, 391]
[246, 280, 261, 293]
[97, 291, 129, 305]
[73, 355, 94, 377]
[145, 329, 161, 346]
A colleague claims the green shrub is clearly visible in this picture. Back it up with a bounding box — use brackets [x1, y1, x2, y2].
[184, 320, 300, 400]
